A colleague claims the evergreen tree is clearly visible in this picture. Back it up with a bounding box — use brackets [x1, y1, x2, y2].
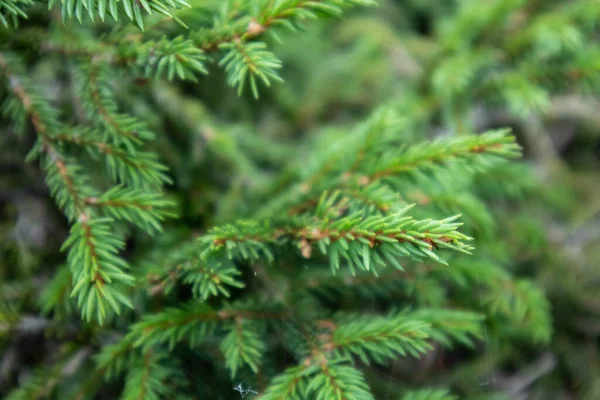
[0, 0, 598, 399]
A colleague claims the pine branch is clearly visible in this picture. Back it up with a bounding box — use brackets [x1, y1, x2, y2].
[74, 61, 155, 147]
[129, 302, 287, 350]
[42, 154, 92, 220]
[366, 129, 521, 183]
[64, 217, 135, 323]
[259, 365, 312, 400]
[307, 361, 374, 400]
[120, 350, 183, 400]
[327, 315, 432, 364]
[407, 309, 483, 348]
[53, 130, 171, 187]
[94, 336, 136, 381]
[289, 181, 405, 216]
[182, 260, 244, 300]
[1, 0, 582, 397]
[257, 129, 521, 217]
[259, 309, 482, 400]
[190, 0, 376, 96]
[202, 194, 473, 275]
[256, 0, 377, 30]
[430, 259, 552, 343]
[322, 310, 481, 365]
[142, 240, 244, 299]
[84, 186, 175, 234]
[0, 54, 174, 324]
[221, 318, 266, 377]
[49, 0, 191, 30]
[219, 40, 283, 98]
[137, 36, 208, 81]
[485, 279, 552, 343]
[0, 0, 32, 27]
[0, 55, 131, 324]
[194, 0, 376, 52]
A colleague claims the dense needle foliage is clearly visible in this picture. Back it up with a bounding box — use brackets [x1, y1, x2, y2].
[0, 0, 599, 399]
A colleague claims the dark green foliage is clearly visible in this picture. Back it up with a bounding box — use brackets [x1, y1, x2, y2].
[401, 390, 458, 400]
[50, 0, 191, 29]
[0, 0, 599, 399]
[0, 0, 31, 27]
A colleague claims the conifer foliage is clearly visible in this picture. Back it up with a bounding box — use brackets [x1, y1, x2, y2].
[0, 0, 598, 399]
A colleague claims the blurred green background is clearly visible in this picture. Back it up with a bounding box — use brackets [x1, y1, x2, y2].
[1, 0, 599, 398]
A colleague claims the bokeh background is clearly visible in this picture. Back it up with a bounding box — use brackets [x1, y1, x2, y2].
[1, 0, 599, 399]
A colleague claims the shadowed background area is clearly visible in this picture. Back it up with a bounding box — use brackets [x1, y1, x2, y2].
[1, 0, 599, 399]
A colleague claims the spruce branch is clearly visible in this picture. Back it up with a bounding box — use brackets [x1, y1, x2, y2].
[49, 0, 191, 30]
[194, 0, 376, 52]
[0, 0, 582, 397]
[366, 129, 521, 183]
[182, 260, 245, 300]
[129, 303, 218, 350]
[327, 315, 432, 364]
[407, 309, 483, 347]
[203, 194, 473, 275]
[419, 0, 600, 127]
[42, 154, 92, 221]
[255, 0, 377, 29]
[74, 61, 155, 148]
[484, 279, 552, 343]
[219, 40, 283, 98]
[94, 336, 137, 381]
[142, 240, 244, 299]
[323, 310, 481, 365]
[306, 361, 374, 400]
[52, 130, 171, 187]
[257, 129, 521, 217]
[430, 259, 552, 344]
[289, 181, 405, 216]
[84, 186, 175, 234]
[26, 0, 375, 98]
[64, 217, 135, 323]
[129, 302, 287, 350]
[121, 350, 179, 400]
[189, 0, 376, 96]
[0, 0, 32, 27]
[304, 258, 551, 346]
[221, 318, 266, 377]
[0, 53, 92, 220]
[259, 364, 312, 400]
[137, 36, 208, 81]
[259, 309, 482, 399]
[0, 53, 173, 324]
